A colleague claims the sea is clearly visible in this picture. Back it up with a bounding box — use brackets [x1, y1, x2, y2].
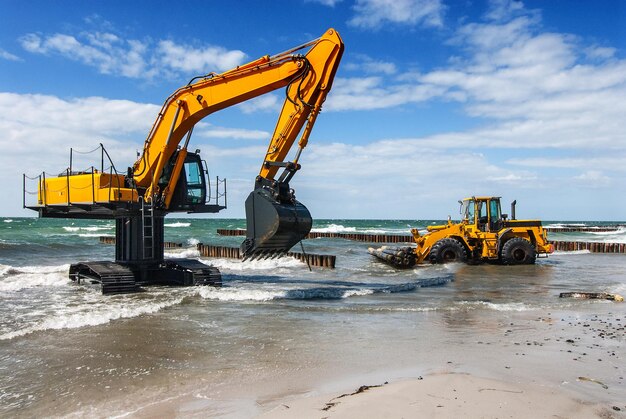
[1, 217, 625, 417]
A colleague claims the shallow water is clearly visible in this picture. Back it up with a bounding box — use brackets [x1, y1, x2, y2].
[1, 218, 625, 416]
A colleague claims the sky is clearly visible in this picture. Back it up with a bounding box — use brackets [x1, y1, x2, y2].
[1, 0, 625, 220]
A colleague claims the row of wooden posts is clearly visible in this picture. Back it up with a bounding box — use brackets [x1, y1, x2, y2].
[98, 236, 336, 268]
[548, 241, 626, 254]
[196, 244, 336, 268]
[215, 229, 626, 254]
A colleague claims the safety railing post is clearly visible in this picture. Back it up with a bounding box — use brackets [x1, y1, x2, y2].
[91, 166, 96, 203]
[215, 176, 219, 206]
[42, 173, 47, 206]
[108, 166, 113, 203]
[66, 169, 70, 206]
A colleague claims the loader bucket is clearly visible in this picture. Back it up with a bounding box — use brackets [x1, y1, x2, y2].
[241, 187, 312, 260]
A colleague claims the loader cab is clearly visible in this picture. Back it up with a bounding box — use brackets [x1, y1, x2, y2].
[462, 197, 503, 232]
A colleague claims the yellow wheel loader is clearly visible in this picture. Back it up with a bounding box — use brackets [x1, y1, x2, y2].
[369, 197, 554, 267]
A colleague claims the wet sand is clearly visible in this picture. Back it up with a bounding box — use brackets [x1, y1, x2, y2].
[256, 307, 625, 419]
[75, 305, 624, 418]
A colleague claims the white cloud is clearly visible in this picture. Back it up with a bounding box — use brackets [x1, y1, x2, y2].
[344, 54, 397, 75]
[507, 157, 626, 171]
[238, 94, 281, 114]
[484, 0, 525, 22]
[348, 0, 445, 29]
[196, 125, 270, 141]
[573, 170, 611, 187]
[157, 40, 246, 73]
[0, 48, 21, 61]
[19, 31, 246, 79]
[306, 0, 342, 6]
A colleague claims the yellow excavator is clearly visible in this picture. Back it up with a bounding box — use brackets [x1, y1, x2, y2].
[24, 28, 344, 293]
[369, 196, 554, 267]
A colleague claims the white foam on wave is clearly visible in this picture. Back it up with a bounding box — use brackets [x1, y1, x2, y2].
[0, 264, 71, 291]
[587, 227, 626, 243]
[196, 285, 375, 302]
[187, 238, 200, 246]
[63, 225, 113, 232]
[197, 287, 282, 301]
[206, 256, 303, 271]
[457, 300, 532, 312]
[164, 248, 201, 259]
[0, 264, 11, 276]
[311, 223, 413, 235]
[164, 222, 191, 228]
[0, 292, 188, 341]
[311, 224, 357, 233]
[3, 219, 13, 223]
[546, 223, 588, 228]
[553, 250, 591, 256]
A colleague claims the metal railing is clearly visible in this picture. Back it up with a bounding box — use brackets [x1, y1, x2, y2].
[23, 144, 125, 208]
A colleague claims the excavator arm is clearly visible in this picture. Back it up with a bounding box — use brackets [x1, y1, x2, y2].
[132, 29, 343, 208]
[131, 28, 343, 259]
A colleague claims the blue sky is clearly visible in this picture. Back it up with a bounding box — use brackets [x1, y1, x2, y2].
[1, 0, 625, 220]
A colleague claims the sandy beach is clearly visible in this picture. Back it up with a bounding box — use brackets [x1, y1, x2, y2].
[101, 304, 624, 419]
[260, 374, 612, 419]
[256, 307, 625, 419]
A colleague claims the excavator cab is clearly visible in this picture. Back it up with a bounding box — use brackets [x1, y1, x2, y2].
[241, 178, 312, 259]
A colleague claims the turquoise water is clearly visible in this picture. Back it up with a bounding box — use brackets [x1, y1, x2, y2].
[1, 217, 625, 416]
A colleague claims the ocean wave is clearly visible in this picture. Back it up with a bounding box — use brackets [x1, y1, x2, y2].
[311, 224, 413, 235]
[3, 219, 13, 223]
[63, 225, 113, 232]
[0, 264, 71, 291]
[196, 277, 450, 302]
[545, 223, 588, 228]
[0, 293, 187, 341]
[311, 224, 357, 233]
[164, 248, 201, 259]
[553, 250, 591, 256]
[164, 222, 191, 228]
[456, 300, 532, 312]
[204, 257, 304, 271]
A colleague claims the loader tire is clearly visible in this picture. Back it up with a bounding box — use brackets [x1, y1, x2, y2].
[501, 237, 536, 265]
[429, 238, 467, 264]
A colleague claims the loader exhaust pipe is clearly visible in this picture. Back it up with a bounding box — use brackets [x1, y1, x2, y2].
[241, 180, 312, 260]
[511, 200, 517, 220]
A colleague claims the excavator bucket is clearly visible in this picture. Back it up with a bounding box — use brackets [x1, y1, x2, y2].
[241, 187, 312, 260]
